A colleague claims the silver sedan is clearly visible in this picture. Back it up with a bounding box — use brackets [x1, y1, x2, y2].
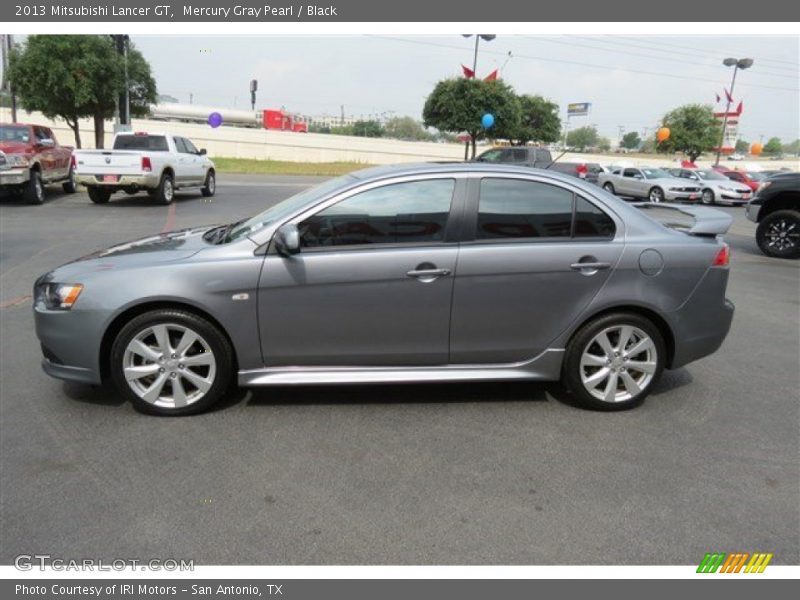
[668, 168, 753, 205]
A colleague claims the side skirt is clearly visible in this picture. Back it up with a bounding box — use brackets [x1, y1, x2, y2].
[238, 349, 565, 387]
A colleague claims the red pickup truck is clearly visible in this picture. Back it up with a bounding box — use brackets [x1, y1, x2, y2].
[0, 123, 76, 204]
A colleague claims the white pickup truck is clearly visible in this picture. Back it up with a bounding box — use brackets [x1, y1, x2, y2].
[73, 132, 216, 204]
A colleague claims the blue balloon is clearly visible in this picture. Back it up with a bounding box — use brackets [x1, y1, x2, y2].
[481, 113, 495, 129]
[208, 112, 223, 128]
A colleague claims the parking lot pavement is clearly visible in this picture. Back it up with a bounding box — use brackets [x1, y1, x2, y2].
[1, 176, 797, 565]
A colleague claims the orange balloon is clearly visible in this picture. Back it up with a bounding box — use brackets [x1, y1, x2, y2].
[656, 127, 670, 142]
[750, 143, 763, 155]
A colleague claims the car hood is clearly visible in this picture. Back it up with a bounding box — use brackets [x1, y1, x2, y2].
[651, 177, 700, 187]
[0, 142, 33, 155]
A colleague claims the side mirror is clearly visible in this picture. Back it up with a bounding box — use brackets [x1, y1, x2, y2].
[198, 148, 207, 155]
[274, 224, 300, 256]
[38, 138, 55, 148]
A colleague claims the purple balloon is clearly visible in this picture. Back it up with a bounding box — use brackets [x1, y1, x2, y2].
[208, 112, 223, 128]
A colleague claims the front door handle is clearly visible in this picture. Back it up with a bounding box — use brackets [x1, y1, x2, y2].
[570, 262, 610, 270]
[407, 268, 451, 278]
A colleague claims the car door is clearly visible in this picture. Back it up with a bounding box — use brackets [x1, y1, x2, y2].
[180, 137, 205, 183]
[33, 126, 55, 180]
[622, 168, 645, 197]
[258, 176, 464, 366]
[172, 136, 194, 185]
[449, 176, 623, 363]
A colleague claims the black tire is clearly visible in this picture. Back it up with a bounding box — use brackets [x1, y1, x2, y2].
[562, 312, 666, 411]
[701, 188, 714, 205]
[62, 168, 77, 194]
[602, 182, 615, 194]
[110, 309, 235, 416]
[648, 187, 665, 203]
[756, 209, 800, 259]
[88, 186, 111, 204]
[201, 169, 216, 197]
[23, 170, 45, 204]
[154, 171, 175, 205]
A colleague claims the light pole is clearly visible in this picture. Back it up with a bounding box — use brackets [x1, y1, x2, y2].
[461, 34, 496, 160]
[715, 57, 753, 166]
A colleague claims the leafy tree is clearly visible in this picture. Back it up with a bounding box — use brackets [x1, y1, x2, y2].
[383, 116, 433, 141]
[657, 104, 720, 162]
[783, 139, 800, 156]
[423, 77, 521, 159]
[566, 126, 599, 151]
[8, 35, 156, 149]
[763, 137, 783, 155]
[597, 137, 612, 152]
[735, 139, 750, 153]
[351, 120, 384, 138]
[510, 95, 560, 146]
[620, 131, 641, 150]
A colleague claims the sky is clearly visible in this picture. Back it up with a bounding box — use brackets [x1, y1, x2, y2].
[132, 34, 799, 143]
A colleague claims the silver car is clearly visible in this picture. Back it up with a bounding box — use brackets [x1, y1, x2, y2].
[668, 168, 753, 205]
[34, 164, 734, 415]
[599, 167, 702, 203]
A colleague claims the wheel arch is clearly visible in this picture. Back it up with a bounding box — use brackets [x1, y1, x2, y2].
[99, 300, 238, 380]
[757, 192, 800, 221]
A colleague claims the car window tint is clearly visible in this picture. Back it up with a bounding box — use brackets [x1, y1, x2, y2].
[574, 196, 616, 238]
[623, 169, 639, 178]
[113, 135, 170, 151]
[299, 179, 455, 248]
[173, 137, 187, 153]
[182, 138, 199, 154]
[512, 149, 528, 162]
[478, 149, 503, 162]
[477, 179, 572, 239]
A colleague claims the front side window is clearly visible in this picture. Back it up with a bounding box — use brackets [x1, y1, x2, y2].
[299, 179, 455, 248]
[477, 149, 503, 162]
[623, 169, 641, 178]
[477, 179, 573, 239]
[182, 138, 199, 154]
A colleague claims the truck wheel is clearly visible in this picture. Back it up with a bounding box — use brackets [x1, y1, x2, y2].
[62, 168, 77, 194]
[648, 187, 665, 203]
[88, 187, 111, 204]
[154, 172, 175, 205]
[756, 210, 800, 259]
[201, 170, 215, 197]
[602, 182, 615, 195]
[701, 188, 714, 205]
[23, 170, 45, 204]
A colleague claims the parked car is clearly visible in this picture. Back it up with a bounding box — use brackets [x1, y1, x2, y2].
[473, 146, 604, 184]
[712, 166, 767, 192]
[727, 153, 745, 161]
[73, 132, 216, 204]
[667, 168, 753, 205]
[34, 163, 734, 415]
[598, 167, 701, 202]
[0, 123, 76, 204]
[745, 172, 800, 259]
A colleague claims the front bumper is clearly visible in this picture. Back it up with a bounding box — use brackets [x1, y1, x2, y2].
[75, 173, 160, 189]
[0, 168, 31, 186]
[745, 201, 761, 223]
[34, 305, 104, 385]
[664, 190, 701, 202]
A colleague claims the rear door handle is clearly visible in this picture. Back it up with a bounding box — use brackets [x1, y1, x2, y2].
[570, 262, 611, 270]
[406, 268, 451, 278]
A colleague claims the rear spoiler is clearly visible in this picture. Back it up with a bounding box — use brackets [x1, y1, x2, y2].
[632, 203, 732, 236]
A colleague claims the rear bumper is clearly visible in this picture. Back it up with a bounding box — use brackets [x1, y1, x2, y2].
[75, 173, 160, 189]
[0, 168, 30, 186]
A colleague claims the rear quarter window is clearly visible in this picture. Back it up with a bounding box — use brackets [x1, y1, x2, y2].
[113, 135, 169, 151]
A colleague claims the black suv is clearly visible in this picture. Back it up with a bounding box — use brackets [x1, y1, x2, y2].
[745, 172, 800, 259]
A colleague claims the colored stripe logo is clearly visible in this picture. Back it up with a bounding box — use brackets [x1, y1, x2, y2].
[697, 552, 773, 573]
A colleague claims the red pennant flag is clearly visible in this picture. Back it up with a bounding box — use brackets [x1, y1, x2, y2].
[461, 64, 475, 79]
[715, 92, 721, 103]
[736, 101, 743, 115]
[484, 69, 498, 81]
[724, 88, 734, 103]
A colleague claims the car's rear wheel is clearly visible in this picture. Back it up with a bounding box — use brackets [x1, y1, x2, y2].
[201, 170, 215, 197]
[563, 312, 665, 411]
[603, 182, 615, 194]
[24, 170, 45, 204]
[701, 188, 715, 205]
[87, 186, 111, 204]
[756, 210, 800, 259]
[648, 187, 665, 203]
[154, 172, 175, 205]
[62, 168, 77, 194]
[110, 309, 234, 415]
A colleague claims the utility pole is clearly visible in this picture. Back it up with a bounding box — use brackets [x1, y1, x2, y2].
[1, 35, 18, 122]
[461, 34, 496, 160]
[111, 35, 130, 131]
[617, 125, 625, 148]
[715, 57, 754, 166]
[189, 93, 193, 105]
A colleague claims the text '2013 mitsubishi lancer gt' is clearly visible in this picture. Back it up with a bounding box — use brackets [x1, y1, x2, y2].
[34, 163, 735, 415]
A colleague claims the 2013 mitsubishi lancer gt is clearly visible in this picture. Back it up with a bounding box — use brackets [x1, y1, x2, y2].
[34, 163, 735, 415]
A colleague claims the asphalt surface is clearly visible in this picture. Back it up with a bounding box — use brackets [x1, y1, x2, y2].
[0, 175, 798, 565]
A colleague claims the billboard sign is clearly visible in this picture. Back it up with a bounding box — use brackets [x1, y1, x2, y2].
[567, 102, 591, 116]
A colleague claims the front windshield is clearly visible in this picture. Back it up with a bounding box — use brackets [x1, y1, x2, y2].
[746, 172, 766, 181]
[642, 168, 671, 179]
[226, 174, 358, 242]
[694, 170, 727, 180]
[0, 125, 31, 143]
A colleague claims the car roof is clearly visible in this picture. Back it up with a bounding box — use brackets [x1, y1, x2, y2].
[348, 162, 581, 185]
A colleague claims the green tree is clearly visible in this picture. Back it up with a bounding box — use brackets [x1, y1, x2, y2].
[8, 35, 156, 149]
[597, 137, 612, 152]
[620, 131, 641, 150]
[566, 126, 599, 151]
[351, 120, 384, 138]
[423, 77, 521, 159]
[735, 139, 750, 153]
[383, 116, 433, 141]
[763, 137, 783, 155]
[657, 104, 720, 162]
[783, 139, 800, 156]
[510, 94, 560, 146]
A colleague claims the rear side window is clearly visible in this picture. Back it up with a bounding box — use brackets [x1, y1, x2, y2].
[477, 179, 616, 240]
[113, 135, 169, 151]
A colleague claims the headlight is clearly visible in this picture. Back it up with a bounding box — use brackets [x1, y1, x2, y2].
[719, 186, 734, 192]
[37, 283, 84, 310]
[6, 154, 31, 167]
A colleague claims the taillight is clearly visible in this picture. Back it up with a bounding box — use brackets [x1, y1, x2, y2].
[712, 245, 730, 267]
[141, 156, 152, 172]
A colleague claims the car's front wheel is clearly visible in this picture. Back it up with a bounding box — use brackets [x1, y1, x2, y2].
[648, 187, 665, 203]
[562, 312, 665, 411]
[110, 309, 235, 415]
[62, 168, 77, 194]
[756, 209, 800, 259]
[701, 188, 715, 205]
[201, 169, 215, 197]
[24, 170, 45, 204]
[602, 182, 615, 194]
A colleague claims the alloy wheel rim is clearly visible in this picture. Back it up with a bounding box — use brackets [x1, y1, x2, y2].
[650, 189, 663, 202]
[164, 178, 173, 201]
[580, 325, 657, 403]
[35, 178, 43, 200]
[208, 174, 215, 194]
[122, 323, 216, 409]
[702, 190, 713, 204]
[766, 218, 799, 252]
